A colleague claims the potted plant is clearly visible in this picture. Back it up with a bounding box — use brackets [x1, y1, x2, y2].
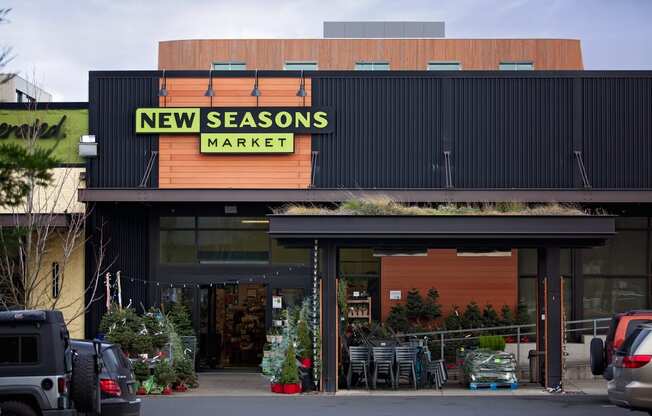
[154, 360, 177, 395]
[279, 344, 301, 394]
[296, 319, 312, 368]
[172, 358, 196, 392]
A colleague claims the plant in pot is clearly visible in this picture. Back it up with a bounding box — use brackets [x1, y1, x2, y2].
[132, 360, 150, 395]
[172, 358, 196, 391]
[154, 360, 177, 395]
[279, 344, 301, 394]
[296, 319, 312, 368]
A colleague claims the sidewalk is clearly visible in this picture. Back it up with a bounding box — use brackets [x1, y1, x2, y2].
[164, 373, 608, 397]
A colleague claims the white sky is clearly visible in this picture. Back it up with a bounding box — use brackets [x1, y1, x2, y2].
[2, 0, 651, 101]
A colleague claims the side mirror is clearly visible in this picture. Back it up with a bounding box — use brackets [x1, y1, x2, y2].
[92, 339, 103, 374]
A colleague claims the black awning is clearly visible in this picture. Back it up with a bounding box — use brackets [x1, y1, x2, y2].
[268, 215, 615, 249]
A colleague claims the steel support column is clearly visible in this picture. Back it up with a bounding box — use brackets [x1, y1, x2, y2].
[321, 241, 338, 393]
[537, 247, 562, 388]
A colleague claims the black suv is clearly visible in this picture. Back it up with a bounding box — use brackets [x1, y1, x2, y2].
[0, 310, 101, 416]
[71, 341, 141, 416]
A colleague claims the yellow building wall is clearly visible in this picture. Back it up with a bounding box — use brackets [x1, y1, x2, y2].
[32, 232, 86, 338]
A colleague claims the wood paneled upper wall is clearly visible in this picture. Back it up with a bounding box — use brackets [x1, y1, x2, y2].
[159, 39, 583, 70]
[158, 77, 312, 189]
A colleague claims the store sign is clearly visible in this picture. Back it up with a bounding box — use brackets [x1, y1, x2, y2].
[201, 133, 293, 154]
[135, 107, 332, 134]
[0, 115, 67, 139]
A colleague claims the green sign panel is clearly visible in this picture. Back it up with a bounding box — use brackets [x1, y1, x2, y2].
[200, 133, 294, 154]
[0, 108, 88, 163]
[135, 107, 332, 134]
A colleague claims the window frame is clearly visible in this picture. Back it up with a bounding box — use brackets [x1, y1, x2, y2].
[499, 61, 534, 71]
[427, 61, 462, 71]
[212, 61, 247, 71]
[354, 61, 390, 71]
[283, 61, 318, 71]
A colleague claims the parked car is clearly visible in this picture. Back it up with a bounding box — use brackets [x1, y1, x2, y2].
[608, 324, 652, 414]
[71, 340, 141, 416]
[591, 310, 652, 380]
[0, 310, 101, 416]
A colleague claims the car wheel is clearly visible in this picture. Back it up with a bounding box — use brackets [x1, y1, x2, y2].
[71, 350, 101, 414]
[0, 401, 39, 416]
[589, 338, 605, 375]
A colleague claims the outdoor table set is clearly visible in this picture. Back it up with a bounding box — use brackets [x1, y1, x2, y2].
[346, 343, 448, 390]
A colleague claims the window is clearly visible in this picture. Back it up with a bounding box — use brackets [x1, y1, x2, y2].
[355, 62, 390, 71]
[284, 61, 318, 70]
[52, 262, 60, 298]
[499, 62, 534, 70]
[212, 61, 246, 71]
[160, 216, 301, 265]
[427, 61, 461, 71]
[0, 335, 39, 364]
[583, 220, 650, 319]
[518, 249, 573, 323]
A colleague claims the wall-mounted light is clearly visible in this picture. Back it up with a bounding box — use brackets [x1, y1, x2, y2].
[204, 67, 214, 97]
[296, 70, 307, 97]
[251, 69, 261, 97]
[79, 134, 97, 158]
[158, 69, 168, 97]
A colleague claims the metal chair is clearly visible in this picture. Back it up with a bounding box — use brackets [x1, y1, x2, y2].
[423, 348, 448, 389]
[395, 346, 418, 389]
[371, 346, 395, 389]
[347, 346, 371, 389]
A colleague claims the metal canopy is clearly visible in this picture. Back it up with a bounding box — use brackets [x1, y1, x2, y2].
[268, 215, 615, 248]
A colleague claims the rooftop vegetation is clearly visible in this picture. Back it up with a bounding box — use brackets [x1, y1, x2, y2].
[276, 198, 591, 216]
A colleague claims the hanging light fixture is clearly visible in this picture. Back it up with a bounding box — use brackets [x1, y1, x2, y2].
[204, 66, 214, 97]
[296, 70, 307, 97]
[158, 69, 168, 97]
[251, 69, 261, 97]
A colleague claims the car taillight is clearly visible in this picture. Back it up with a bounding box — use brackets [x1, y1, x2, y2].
[100, 379, 122, 396]
[57, 377, 67, 394]
[617, 355, 652, 369]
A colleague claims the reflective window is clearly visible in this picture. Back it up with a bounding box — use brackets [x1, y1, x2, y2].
[355, 62, 390, 71]
[198, 230, 268, 264]
[0, 336, 38, 364]
[499, 62, 534, 70]
[160, 230, 196, 263]
[160, 287, 195, 316]
[518, 276, 573, 324]
[583, 277, 648, 319]
[583, 231, 647, 275]
[427, 61, 461, 70]
[212, 62, 246, 71]
[271, 239, 310, 266]
[284, 61, 318, 70]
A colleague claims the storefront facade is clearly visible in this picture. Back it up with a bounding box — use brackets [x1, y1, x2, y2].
[78, 68, 652, 387]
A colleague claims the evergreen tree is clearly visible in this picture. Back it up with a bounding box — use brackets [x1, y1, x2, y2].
[386, 304, 410, 333]
[279, 344, 300, 384]
[405, 288, 423, 322]
[499, 304, 515, 327]
[462, 301, 483, 329]
[482, 304, 500, 328]
[422, 288, 442, 321]
[166, 303, 194, 336]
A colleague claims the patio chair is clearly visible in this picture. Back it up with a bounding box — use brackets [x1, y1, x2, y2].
[424, 349, 448, 389]
[371, 346, 395, 389]
[395, 346, 418, 389]
[347, 346, 371, 389]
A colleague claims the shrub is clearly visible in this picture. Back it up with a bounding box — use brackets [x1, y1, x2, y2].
[422, 289, 442, 322]
[100, 307, 143, 355]
[482, 304, 500, 328]
[279, 344, 299, 385]
[386, 304, 410, 333]
[296, 319, 312, 359]
[154, 360, 176, 387]
[173, 358, 197, 387]
[132, 360, 150, 383]
[462, 302, 483, 329]
[166, 303, 194, 337]
[479, 335, 506, 351]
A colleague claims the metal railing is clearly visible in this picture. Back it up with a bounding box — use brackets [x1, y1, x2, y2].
[397, 317, 611, 365]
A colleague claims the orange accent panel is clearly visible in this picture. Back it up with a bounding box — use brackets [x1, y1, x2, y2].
[380, 249, 518, 320]
[158, 77, 312, 189]
[159, 39, 583, 70]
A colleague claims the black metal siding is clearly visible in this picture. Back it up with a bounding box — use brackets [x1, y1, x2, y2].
[312, 77, 443, 188]
[450, 78, 575, 188]
[582, 77, 652, 188]
[87, 74, 158, 188]
[85, 204, 150, 337]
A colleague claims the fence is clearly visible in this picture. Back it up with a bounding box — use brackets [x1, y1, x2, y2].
[398, 317, 611, 365]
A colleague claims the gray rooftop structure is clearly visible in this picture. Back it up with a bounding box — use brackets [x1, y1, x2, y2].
[323, 21, 445, 39]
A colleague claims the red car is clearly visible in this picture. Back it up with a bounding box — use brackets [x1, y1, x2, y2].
[591, 310, 652, 380]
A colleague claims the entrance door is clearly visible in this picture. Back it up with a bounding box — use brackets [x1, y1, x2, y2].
[198, 283, 267, 369]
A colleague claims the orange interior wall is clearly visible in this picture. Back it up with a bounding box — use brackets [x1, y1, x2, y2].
[380, 249, 518, 320]
[158, 77, 312, 189]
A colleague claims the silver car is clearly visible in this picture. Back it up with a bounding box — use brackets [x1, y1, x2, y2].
[608, 323, 652, 414]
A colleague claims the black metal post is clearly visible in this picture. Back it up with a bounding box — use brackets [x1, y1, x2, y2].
[537, 247, 562, 388]
[321, 241, 338, 393]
